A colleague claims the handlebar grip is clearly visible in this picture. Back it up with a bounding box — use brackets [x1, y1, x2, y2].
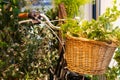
[18, 13, 28, 18]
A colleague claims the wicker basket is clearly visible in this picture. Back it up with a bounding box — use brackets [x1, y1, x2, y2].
[64, 34, 117, 75]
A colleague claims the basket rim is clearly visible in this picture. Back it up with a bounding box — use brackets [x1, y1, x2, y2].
[66, 34, 117, 47]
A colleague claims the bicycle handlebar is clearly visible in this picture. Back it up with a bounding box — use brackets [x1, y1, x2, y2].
[18, 19, 33, 24]
[19, 13, 61, 30]
[19, 13, 66, 53]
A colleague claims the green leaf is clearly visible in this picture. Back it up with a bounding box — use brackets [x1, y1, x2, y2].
[0, 41, 7, 47]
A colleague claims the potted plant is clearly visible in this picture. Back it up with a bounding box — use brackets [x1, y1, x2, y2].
[61, 0, 120, 75]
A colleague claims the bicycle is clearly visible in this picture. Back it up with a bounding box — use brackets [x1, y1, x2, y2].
[19, 13, 91, 80]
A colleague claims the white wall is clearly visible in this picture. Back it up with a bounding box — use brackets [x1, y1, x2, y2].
[101, 0, 120, 14]
[84, 4, 92, 21]
[100, 0, 113, 14]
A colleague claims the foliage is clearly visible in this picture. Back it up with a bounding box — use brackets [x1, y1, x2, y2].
[45, 8, 59, 25]
[54, 0, 93, 18]
[15, 24, 59, 79]
[0, 0, 59, 79]
[104, 47, 120, 80]
[105, 66, 119, 80]
[61, 0, 120, 45]
[114, 48, 120, 64]
[61, 19, 82, 37]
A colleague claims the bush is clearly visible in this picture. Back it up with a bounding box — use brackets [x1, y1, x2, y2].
[0, 0, 59, 79]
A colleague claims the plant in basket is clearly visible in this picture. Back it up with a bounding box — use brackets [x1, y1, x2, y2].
[61, 0, 120, 75]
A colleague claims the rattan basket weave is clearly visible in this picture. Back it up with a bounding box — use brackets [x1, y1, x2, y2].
[65, 34, 117, 75]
